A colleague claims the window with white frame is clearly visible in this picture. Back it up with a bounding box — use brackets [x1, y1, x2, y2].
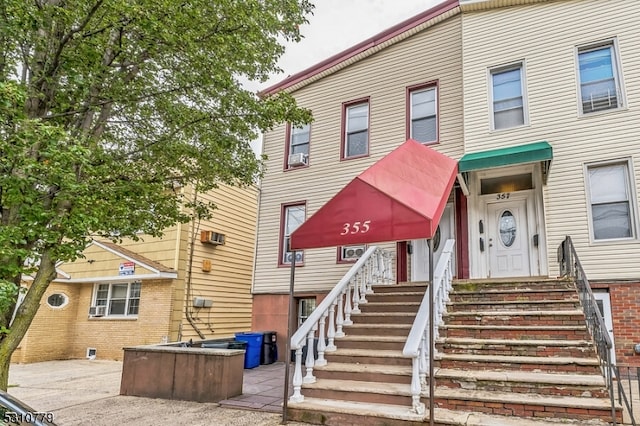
[343, 101, 369, 158]
[490, 63, 526, 130]
[577, 40, 623, 114]
[586, 161, 636, 241]
[287, 123, 310, 167]
[409, 86, 437, 143]
[298, 297, 316, 326]
[281, 204, 305, 265]
[93, 281, 141, 316]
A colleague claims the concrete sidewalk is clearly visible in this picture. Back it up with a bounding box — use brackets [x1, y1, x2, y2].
[8, 359, 304, 426]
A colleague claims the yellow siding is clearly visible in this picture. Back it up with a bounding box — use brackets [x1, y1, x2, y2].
[58, 244, 155, 278]
[255, 15, 464, 294]
[177, 184, 258, 340]
[461, 0, 640, 278]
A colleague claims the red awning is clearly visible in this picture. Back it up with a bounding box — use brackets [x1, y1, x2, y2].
[290, 139, 458, 250]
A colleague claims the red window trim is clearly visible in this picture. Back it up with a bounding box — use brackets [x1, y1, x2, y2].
[405, 80, 439, 145]
[340, 97, 371, 161]
[283, 123, 311, 172]
[278, 201, 307, 268]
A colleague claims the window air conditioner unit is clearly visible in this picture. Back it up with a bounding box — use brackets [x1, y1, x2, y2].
[342, 245, 365, 260]
[286, 252, 304, 263]
[89, 305, 107, 317]
[200, 230, 225, 245]
[288, 153, 308, 167]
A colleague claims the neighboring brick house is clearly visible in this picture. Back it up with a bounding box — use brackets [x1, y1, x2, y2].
[252, 0, 640, 366]
[14, 184, 258, 363]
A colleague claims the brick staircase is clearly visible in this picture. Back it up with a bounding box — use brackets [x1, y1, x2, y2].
[287, 279, 621, 425]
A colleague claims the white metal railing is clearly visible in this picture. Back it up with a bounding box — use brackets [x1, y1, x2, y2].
[402, 239, 456, 414]
[289, 246, 395, 403]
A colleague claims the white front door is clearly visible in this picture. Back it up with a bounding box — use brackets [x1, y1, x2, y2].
[487, 199, 530, 278]
[412, 204, 455, 282]
[594, 292, 617, 365]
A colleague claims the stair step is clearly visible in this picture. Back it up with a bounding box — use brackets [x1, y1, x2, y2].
[337, 334, 406, 351]
[440, 324, 589, 340]
[314, 362, 411, 383]
[352, 311, 416, 324]
[444, 310, 586, 327]
[447, 300, 579, 312]
[372, 283, 428, 293]
[359, 301, 421, 313]
[437, 337, 595, 358]
[453, 279, 575, 292]
[436, 353, 601, 375]
[435, 368, 608, 398]
[365, 292, 426, 303]
[450, 288, 578, 302]
[325, 348, 411, 366]
[435, 387, 619, 423]
[344, 323, 411, 337]
[302, 378, 413, 406]
[287, 397, 606, 426]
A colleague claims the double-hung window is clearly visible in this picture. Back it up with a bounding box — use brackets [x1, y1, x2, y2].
[287, 124, 310, 168]
[342, 100, 369, 159]
[281, 203, 305, 265]
[93, 281, 141, 317]
[408, 85, 437, 143]
[577, 40, 623, 114]
[490, 63, 526, 130]
[586, 161, 636, 241]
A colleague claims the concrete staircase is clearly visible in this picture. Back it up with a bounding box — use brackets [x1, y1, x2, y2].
[287, 279, 621, 425]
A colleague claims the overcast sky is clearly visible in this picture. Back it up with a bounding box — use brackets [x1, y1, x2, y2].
[260, 0, 445, 90]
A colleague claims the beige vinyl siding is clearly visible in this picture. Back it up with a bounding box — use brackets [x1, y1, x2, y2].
[255, 16, 463, 294]
[462, 0, 640, 279]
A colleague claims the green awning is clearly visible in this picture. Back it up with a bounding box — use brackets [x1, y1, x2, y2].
[458, 141, 553, 182]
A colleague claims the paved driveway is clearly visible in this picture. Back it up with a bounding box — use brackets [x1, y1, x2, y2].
[8, 360, 304, 426]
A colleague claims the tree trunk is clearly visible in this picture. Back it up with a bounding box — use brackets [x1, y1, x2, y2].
[0, 250, 57, 390]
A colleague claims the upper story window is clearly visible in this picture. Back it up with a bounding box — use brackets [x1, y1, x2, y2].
[91, 281, 141, 317]
[586, 160, 636, 241]
[286, 123, 310, 168]
[408, 84, 438, 143]
[342, 99, 369, 159]
[577, 39, 623, 114]
[280, 203, 305, 266]
[490, 63, 526, 130]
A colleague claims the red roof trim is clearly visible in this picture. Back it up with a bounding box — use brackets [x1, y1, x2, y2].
[260, 0, 460, 96]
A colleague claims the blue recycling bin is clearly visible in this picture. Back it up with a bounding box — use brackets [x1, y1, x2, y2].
[234, 332, 263, 369]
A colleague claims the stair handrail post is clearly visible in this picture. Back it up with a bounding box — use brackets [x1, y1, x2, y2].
[343, 281, 353, 325]
[316, 312, 328, 366]
[352, 271, 361, 314]
[402, 239, 456, 418]
[326, 301, 337, 352]
[335, 289, 345, 338]
[303, 324, 317, 384]
[411, 356, 426, 415]
[420, 324, 429, 391]
[290, 347, 304, 403]
[360, 264, 368, 304]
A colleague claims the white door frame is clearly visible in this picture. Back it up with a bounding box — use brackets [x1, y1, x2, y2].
[467, 163, 548, 278]
[411, 203, 455, 282]
[593, 292, 617, 365]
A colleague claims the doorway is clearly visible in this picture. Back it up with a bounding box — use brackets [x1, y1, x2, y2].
[486, 198, 531, 278]
[411, 204, 455, 282]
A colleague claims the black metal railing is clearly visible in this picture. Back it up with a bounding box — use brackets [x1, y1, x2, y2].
[558, 236, 635, 425]
[615, 366, 640, 424]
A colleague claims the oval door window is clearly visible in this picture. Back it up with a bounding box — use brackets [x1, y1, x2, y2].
[499, 210, 516, 247]
[433, 226, 441, 252]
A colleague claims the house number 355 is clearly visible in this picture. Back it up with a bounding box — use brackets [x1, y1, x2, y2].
[341, 220, 371, 235]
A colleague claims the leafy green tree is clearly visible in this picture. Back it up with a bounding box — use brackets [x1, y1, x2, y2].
[0, 0, 313, 389]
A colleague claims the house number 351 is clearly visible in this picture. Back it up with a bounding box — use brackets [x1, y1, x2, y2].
[341, 220, 371, 235]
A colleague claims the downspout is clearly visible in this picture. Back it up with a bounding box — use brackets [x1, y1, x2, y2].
[185, 185, 206, 339]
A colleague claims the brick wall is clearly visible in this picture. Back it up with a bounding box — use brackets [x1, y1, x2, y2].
[13, 279, 174, 363]
[609, 283, 640, 366]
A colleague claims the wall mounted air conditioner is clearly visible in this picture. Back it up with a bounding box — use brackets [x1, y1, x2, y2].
[288, 153, 308, 167]
[89, 305, 107, 317]
[286, 252, 304, 263]
[200, 230, 225, 245]
[342, 245, 365, 260]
